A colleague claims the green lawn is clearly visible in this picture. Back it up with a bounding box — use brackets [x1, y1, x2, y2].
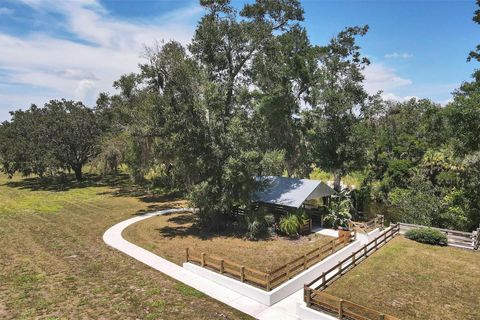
[0, 174, 251, 320]
[325, 236, 480, 320]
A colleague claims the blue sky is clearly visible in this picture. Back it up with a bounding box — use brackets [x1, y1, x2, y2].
[0, 0, 478, 121]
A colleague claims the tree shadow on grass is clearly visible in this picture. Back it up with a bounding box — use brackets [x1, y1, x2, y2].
[154, 212, 244, 241]
[3, 173, 187, 215]
[2, 173, 131, 192]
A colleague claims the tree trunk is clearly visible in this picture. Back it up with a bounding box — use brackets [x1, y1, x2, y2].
[333, 172, 342, 192]
[73, 165, 83, 181]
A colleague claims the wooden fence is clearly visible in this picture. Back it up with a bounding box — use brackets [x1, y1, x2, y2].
[474, 227, 480, 250]
[300, 218, 313, 235]
[306, 225, 399, 291]
[399, 222, 479, 250]
[348, 215, 385, 233]
[304, 289, 400, 320]
[186, 231, 355, 291]
[303, 225, 400, 320]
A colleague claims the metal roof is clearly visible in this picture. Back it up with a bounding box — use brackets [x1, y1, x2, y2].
[253, 176, 336, 208]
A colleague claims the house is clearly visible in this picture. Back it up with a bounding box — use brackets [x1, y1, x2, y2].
[252, 176, 336, 223]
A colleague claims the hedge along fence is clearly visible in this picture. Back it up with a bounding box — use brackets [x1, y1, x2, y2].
[399, 222, 480, 250]
[185, 230, 355, 291]
[303, 225, 400, 320]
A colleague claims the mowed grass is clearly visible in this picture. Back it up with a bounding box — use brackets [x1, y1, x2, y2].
[123, 211, 334, 272]
[325, 236, 480, 320]
[0, 174, 252, 320]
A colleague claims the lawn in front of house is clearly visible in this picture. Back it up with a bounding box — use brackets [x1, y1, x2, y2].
[123, 211, 336, 272]
[325, 236, 480, 320]
[0, 174, 251, 320]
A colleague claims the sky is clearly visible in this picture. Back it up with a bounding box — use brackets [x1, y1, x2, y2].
[0, 0, 478, 121]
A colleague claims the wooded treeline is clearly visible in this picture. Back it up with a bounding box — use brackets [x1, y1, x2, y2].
[1, 0, 479, 232]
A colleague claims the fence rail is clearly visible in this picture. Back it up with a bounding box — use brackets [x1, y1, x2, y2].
[307, 224, 399, 291]
[398, 222, 479, 250]
[348, 215, 385, 233]
[186, 231, 355, 291]
[304, 225, 400, 320]
[300, 218, 313, 235]
[304, 289, 400, 320]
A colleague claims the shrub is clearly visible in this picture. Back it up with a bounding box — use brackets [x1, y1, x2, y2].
[264, 213, 275, 226]
[279, 213, 302, 237]
[324, 190, 353, 228]
[243, 210, 268, 240]
[405, 228, 448, 246]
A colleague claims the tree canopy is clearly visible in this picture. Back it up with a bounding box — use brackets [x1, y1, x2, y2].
[1, 0, 479, 232]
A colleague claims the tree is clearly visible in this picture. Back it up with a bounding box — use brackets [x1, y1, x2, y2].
[0, 100, 102, 181]
[307, 26, 377, 191]
[251, 25, 317, 176]
[0, 106, 56, 178]
[96, 0, 311, 228]
[467, 0, 480, 62]
[43, 100, 102, 180]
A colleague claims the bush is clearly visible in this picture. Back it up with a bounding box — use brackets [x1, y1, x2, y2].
[243, 210, 268, 240]
[278, 210, 310, 237]
[279, 213, 302, 237]
[324, 190, 353, 228]
[405, 228, 448, 246]
[264, 213, 275, 226]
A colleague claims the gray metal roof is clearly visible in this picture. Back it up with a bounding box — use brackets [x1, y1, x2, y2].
[253, 176, 336, 208]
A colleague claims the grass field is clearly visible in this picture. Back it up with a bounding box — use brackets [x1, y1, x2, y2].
[325, 236, 480, 320]
[0, 174, 251, 320]
[123, 211, 334, 272]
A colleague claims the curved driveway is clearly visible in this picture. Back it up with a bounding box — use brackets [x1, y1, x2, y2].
[103, 208, 301, 319]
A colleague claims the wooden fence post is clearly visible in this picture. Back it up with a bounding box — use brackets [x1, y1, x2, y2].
[185, 248, 189, 262]
[286, 263, 291, 279]
[303, 254, 307, 269]
[364, 244, 367, 256]
[201, 253, 205, 267]
[266, 274, 271, 291]
[352, 253, 356, 266]
[321, 272, 326, 287]
[305, 286, 312, 307]
[240, 266, 245, 282]
[338, 261, 342, 275]
[338, 299, 344, 319]
[220, 259, 224, 274]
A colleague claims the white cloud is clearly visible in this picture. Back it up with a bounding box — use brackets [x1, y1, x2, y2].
[75, 79, 96, 101]
[363, 63, 412, 94]
[381, 92, 418, 102]
[0, 7, 14, 15]
[0, 0, 202, 120]
[384, 52, 413, 59]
